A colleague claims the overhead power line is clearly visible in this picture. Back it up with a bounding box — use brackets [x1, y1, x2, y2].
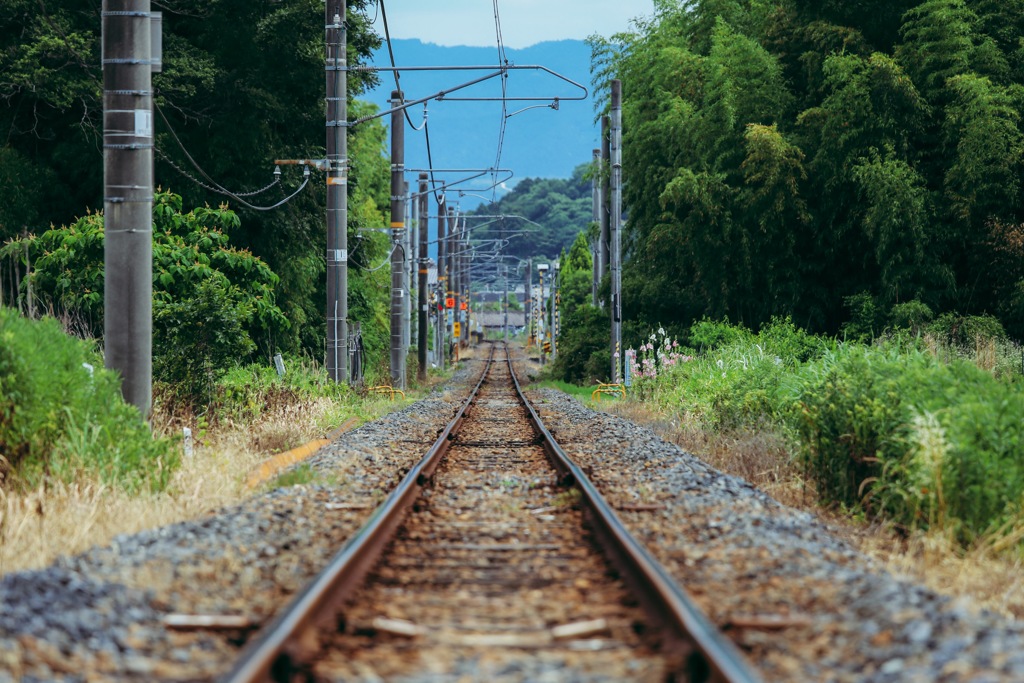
[155, 104, 311, 211]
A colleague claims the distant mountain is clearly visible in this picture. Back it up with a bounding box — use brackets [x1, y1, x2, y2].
[362, 39, 598, 199]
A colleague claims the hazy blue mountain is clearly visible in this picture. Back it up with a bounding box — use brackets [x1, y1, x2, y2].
[363, 39, 598, 203]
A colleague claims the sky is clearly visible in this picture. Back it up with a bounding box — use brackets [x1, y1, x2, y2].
[369, 0, 657, 49]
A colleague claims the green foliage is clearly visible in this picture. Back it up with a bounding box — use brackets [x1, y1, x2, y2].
[550, 232, 608, 384]
[155, 278, 257, 406]
[598, 0, 1024, 340]
[889, 300, 935, 334]
[1, 192, 290, 407]
[0, 0, 391, 369]
[794, 345, 1024, 543]
[628, 316, 1024, 546]
[928, 311, 1007, 346]
[841, 292, 884, 343]
[0, 307, 175, 491]
[550, 304, 610, 385]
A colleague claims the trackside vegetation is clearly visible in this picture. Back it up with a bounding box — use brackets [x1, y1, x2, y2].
[0, 307, 175, 491]
[625, 318, 1024, 549]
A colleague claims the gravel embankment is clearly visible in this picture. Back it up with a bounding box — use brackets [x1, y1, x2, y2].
[529, 387, 1024, 683]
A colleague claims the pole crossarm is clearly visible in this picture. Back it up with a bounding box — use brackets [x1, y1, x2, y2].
[405, 169, 515, 200]
[347, 65, 588, 125]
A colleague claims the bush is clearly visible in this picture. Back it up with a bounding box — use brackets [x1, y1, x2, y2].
[627, 316, 1024, 547]
[549, 304, 610, 384]
[155, 278, 258, 407]
[795, 345, 1024, 542]
[888, 300, 934, 335]
[1, 192, 291, 408]
[0, 307, 175, 491]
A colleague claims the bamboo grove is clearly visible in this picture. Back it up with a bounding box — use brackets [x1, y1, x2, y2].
[590, 0, 1024, 342]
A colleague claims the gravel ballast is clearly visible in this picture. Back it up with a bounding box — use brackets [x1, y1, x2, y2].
[1, 356, 1022, 681]
[530, 387, 1024, 682]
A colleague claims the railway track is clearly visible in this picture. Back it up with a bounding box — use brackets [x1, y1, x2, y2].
[223, 343, 759, 682]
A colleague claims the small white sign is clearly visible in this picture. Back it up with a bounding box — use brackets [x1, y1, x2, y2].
[134, 109, 153, 138]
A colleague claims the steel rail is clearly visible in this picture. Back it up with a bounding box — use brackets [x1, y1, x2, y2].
[505, 350, 762, 683]
[223, 342, 760, 682]
[220, 345, 497, 683]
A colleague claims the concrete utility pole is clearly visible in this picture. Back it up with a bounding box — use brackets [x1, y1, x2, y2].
[447, 206, 458, 357]
[103, 0, 154, 418]
[592, 147, 602, 307]
[326, 0, 348, 383]
[503, 263, 509, 342]
[389, 90, 406, 389]
[417, 173, 429, 382]
[525, 259, 532, 347]
[404, 181, 412, 356]
[610, 79, 623, 383]
[600, 116, 611, 310]
[437, 195, 447, 371]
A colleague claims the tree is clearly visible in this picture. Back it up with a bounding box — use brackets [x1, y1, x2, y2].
[550, 232, 608, 384]
[591, 0, 1024, 340]
[0, 0, 390, 362]
[1, 191, 289, 404]
[895, 0, 977, 103]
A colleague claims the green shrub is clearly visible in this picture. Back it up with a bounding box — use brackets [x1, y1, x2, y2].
[888, 300, 934, 335]
[795, 345, 1024, 542]
[629, 316, 1024, 547]
[0, 192, 291, 408]
[0, 307, 175, 490]
[841, 292, 883, 343]
[687, 318, 752, 351]
[928, 312, 1007, 346]
[155, 278, 258, 407]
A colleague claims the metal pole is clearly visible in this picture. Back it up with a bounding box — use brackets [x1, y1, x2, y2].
[552, 266, 559, 360]
[389, 90, 406, 389]
[539, 267, 546, 366]
[417, 173, 429, 381]
[600, 116, 611, 310]
[326, 0, 348, 383]
[437, 195, 447, 371]
[461, 215, 469, 345]
[610, 79, 623, 383]
[592, 147, 601, 307]
[404, 180, 412, 355]
[447, 206, 458, 359]
[525, 259, 532, 348]
[503, 263, 509, 342]
[103, 0, 153, 418]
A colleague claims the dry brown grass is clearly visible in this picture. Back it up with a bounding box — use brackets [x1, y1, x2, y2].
[0, 395, 360, 577]
[603, 398, 1024, 620]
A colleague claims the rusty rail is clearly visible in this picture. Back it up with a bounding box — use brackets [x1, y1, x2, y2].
[506, 351, 760, 682]
[221, 345, 496, 683]
[222, 342, 760, 682]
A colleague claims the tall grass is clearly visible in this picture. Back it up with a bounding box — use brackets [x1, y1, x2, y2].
[634, 318, 1024, 548]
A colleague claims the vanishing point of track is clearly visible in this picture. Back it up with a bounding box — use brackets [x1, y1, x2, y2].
[223, 343, 760, 682]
